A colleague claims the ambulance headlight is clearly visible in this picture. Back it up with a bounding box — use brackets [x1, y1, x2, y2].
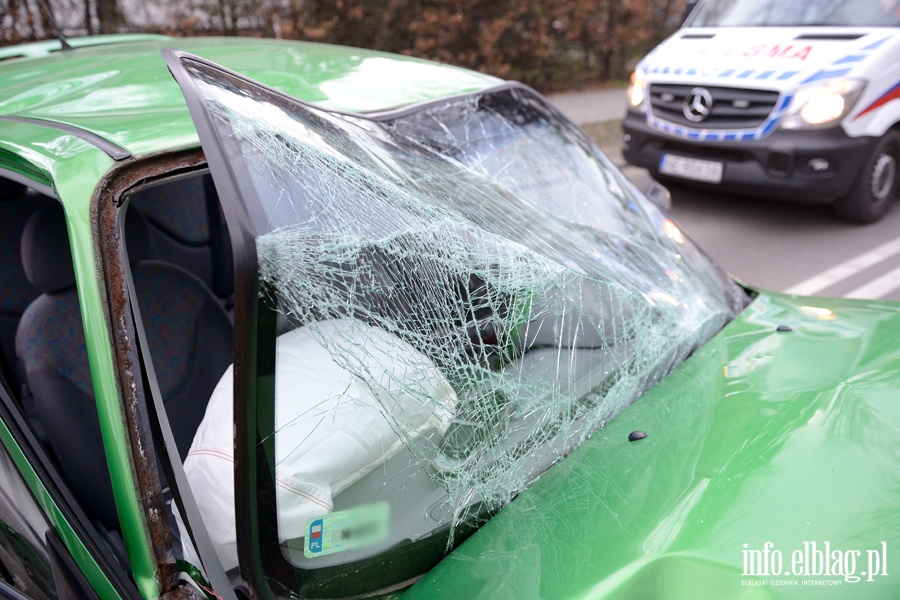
[627, 71, 646, 109]
[780, 79, 865, 130]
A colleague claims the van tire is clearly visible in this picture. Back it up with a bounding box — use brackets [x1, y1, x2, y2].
[833, 130, 900, 224]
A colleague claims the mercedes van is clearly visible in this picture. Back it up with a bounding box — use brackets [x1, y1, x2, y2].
[623, 0, 900, 222]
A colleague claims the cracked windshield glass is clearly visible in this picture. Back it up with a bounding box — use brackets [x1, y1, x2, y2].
[177, 57, 749, 592]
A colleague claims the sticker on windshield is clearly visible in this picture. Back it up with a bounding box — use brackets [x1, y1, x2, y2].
[304, 502, 390, 558]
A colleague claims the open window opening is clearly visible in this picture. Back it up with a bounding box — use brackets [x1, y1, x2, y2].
[116, 170, 236, 580]
[0, 166, 236, 597]
[0, 174, 138, 599]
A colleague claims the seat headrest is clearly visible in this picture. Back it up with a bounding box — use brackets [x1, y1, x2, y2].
[21, 202, 152, 294]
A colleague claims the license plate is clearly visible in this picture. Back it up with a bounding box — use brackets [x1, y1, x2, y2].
[659, 154, 723, 184]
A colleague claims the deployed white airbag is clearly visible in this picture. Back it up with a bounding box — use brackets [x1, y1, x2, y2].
[178, 318, 457, 571]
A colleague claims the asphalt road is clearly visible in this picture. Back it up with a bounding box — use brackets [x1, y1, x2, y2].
[547, 88, 900, 302]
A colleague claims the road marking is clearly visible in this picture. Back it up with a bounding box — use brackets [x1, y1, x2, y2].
[843, 264, 900, 299]
[782, 237, 900, 296]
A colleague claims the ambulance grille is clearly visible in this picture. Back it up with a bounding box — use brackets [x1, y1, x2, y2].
[648, 84, 780, 129]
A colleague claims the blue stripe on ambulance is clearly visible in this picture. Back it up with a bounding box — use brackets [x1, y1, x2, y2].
[777, 94, 793, 112]
[760, 119, 779, 136]
[862, 36, 891, 51]
[833, 54, 865, 65]
[803, 68, 852, 84]
[646, 91, 794, 142]
[798, 38, 888, 85]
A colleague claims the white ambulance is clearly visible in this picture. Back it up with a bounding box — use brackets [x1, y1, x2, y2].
[622, 0, 900, 222]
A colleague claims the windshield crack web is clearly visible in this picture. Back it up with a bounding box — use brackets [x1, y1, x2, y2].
[187, 62, 747, 573]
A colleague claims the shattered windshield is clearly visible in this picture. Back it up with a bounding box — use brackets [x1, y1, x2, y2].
[173, 56, 748, 597]
[689, 0, 900, 27]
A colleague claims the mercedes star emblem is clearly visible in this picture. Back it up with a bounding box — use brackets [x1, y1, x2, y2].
[683, 88, 713, 122]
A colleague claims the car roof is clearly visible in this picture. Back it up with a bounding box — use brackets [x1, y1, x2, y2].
[0, 34, 172, 61]
[0, 35, 501, 190]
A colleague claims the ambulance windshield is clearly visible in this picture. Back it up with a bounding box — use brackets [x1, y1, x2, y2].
[690, 0, 900, 27]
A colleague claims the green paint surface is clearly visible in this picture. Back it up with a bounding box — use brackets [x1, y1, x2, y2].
[406, 292, 900, 599]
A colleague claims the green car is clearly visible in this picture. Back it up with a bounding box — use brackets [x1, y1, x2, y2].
[0, 35, 897, 600]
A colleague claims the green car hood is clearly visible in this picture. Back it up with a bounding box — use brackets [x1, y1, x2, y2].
[405, 291, 900, 599]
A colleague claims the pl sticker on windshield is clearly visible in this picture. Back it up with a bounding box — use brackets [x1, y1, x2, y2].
[304, 502, 390, 558]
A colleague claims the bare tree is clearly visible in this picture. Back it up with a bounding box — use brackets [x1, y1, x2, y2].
[1, 0, 52, 42]
[95, 0, 122, 32]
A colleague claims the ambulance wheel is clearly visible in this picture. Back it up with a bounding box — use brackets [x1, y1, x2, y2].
[833, 130, 900, 224]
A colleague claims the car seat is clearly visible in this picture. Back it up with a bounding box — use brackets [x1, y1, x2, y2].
[15, 200, 233, 532]
[0, 178, 51, 397]
[130, 175, 234, 302]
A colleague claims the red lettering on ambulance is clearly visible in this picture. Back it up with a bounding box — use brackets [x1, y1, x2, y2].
[791, 46, 811, 60]
[742, 44, 812, 60]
